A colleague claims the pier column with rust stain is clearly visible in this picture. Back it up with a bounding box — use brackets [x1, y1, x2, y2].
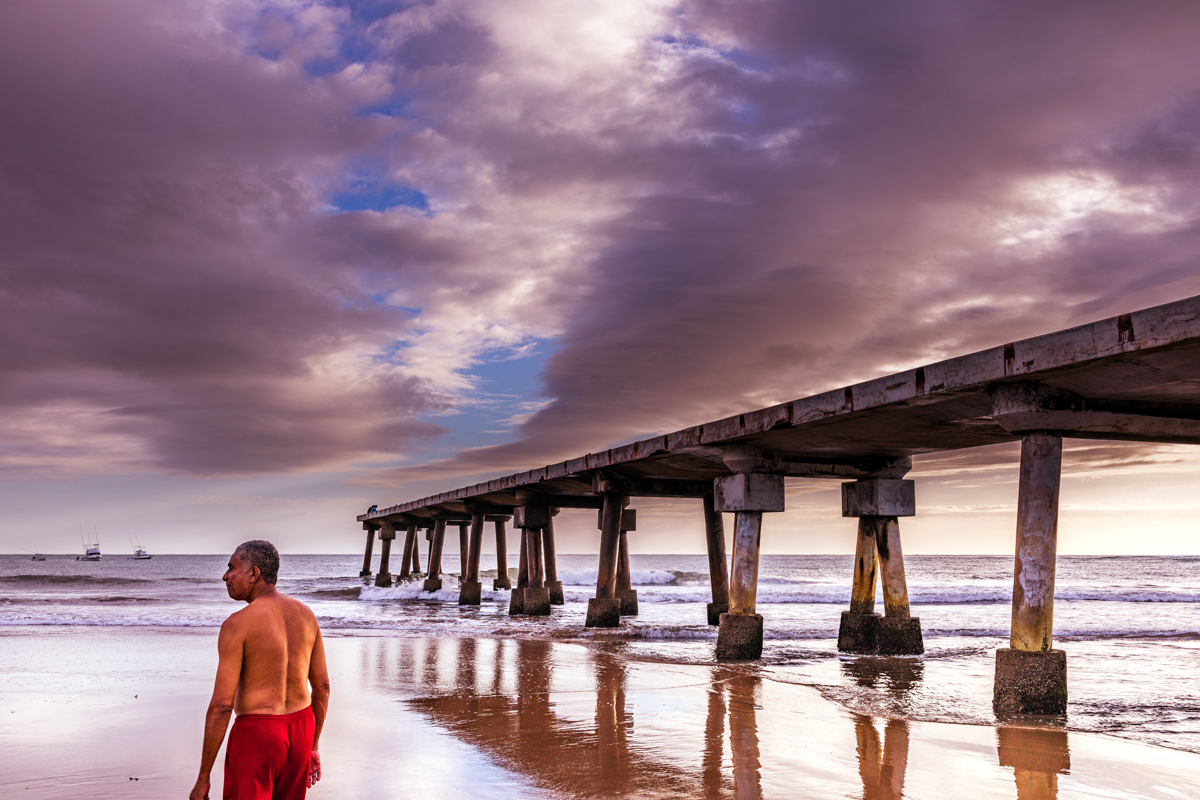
[703, 495, 729, 625]
[423, 519, 446, 592]
[714, 473, 785, 660]
[493, 519, 511, 590]
[839, 479, 922, 655]
[994, 432, 1067, 715]
[373, 521, 396, 588]
[614, 509, 638, 615]
[515, 506, 551, 615]
[586, 493, 627, 628]
[509, 520, 530, 615]
[398, 519, 416, 579]
[359, 523, 376, 577]
[543, 513, 564, 605]
[459, 512, 484, 605]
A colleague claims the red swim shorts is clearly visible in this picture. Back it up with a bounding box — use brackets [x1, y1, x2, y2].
[223, 706, 315, 800]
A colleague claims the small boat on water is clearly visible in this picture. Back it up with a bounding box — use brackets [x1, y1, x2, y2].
[24, 549, 46, 561]
[78, 543, 101, 561]
[128, 535, 152, 560]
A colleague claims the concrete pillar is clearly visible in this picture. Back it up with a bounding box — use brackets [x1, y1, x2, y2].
[509, 522, 529, 615]
[616, 528, 638, 616]
[839, 480, 922, 655]
[586, 493, 625, 628]
[703, 495, 729, 626]
[714, 473, 784, 660]
[409, 526, 422, 575]
[458, 523, 469, 578]
[373, 523, 396, 588]
[524, 525, 551, 615]
[423, 520, 445, 592]
[543, 515, 563, 605]
[493, 520, 511, 590]
[459, 512, 484, 605]
[359, 526, 375, 577]
[425, 530, 433, 576]
[995, 432, 1067, 715]
[398, 521, 416, 579]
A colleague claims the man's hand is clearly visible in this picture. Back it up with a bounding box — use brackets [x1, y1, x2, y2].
[189, 777, 211, 800]
[307, 750, 322, 788]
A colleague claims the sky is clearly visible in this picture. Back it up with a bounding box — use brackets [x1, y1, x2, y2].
[3, 0, 1200, 556]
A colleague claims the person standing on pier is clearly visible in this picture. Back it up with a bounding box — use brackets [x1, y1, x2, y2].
[190, 540, 331, 800]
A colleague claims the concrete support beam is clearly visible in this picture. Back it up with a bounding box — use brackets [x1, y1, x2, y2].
[399, 520, 416, 579]
[524, 526, 551, 616]
[838, 480, 923, 655]
[359, 525, 376, 578]
[992, 382, 1200, 444]
[703, 495, 729, 626]
[509, 523, 529, 616]
[616, 529, 638, 616]
[423, 520, 445, 592]
[459, 512, 484, 606]
[458, 523, 469, 579]
[543, 516, 563, 605]
[586, 493, 626, 628]
[374, 522, 396, 588]
[714, 472, 783, 660]
[995, 432, 1067, 715]
[493, 520, 511, 590]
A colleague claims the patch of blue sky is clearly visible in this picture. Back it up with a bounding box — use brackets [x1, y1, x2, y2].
[330, 183, 429, 213]
[358, 93, 412, 118]
[424, 338, 558, 453]
[329, 0, 412, 27]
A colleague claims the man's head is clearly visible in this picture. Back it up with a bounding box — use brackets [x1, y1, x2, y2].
[222, 540, 280, 601]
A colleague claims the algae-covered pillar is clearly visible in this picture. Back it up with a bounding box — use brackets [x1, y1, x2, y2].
[614, 508, 638, 615]
[702, 495, 730, 625]
[994, 432, 1067, 715]
[838, 479, 923, 655]
[359, 522, 377, 577]
[373, 520, 396, 588]
[586, 493, 628, 628]
[713, 473, 784, 660]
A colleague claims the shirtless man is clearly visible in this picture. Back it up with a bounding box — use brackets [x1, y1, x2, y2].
[190, 540, 331, 800]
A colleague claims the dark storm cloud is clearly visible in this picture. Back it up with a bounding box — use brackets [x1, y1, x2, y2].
[6, 0, 1200, 486]
[0, 0, 451, 474]
[396, 0, 1200, 482]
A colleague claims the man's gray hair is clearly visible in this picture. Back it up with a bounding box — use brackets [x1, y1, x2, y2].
[234, 540, 280, 585]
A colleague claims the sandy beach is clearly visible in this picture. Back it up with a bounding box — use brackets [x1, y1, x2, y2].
[4, 626, 1200, 799]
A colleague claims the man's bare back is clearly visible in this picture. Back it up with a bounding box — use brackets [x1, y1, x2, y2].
[190, 541, 330, 800]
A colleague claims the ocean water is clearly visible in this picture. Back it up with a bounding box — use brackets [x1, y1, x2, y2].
[3, 553, 1199, 755]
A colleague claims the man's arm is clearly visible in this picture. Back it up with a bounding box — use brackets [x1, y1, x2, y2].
[307, 626, 331, 788]
[190, 619, 243, 800]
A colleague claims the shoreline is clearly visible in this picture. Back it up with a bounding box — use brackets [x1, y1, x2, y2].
[4, 626, 1200, 799]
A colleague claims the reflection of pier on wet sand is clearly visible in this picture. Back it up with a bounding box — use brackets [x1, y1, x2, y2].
[352, 636, 1200, 799]
[360, 295, 1200, 717]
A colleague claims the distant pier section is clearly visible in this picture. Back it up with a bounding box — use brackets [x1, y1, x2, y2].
[358, 294, 1200, 715]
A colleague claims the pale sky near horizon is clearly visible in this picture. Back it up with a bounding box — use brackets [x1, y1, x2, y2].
[4, 1, 1200, 557]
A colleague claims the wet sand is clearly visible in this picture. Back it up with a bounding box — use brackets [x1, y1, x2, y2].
[3, 627, 1199, 799]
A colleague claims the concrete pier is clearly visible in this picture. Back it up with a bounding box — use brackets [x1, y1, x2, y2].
[459, 511, 484, 605]
[703, 495, 729, 626]
[458, 522, 469, 580]
[543, 515, 563, 605]
[358, 295, 1200, 692]
[398, 519, 416, 579]
[423, 519, 445, 592]
[510, 522, 529, 616]
[524, 524, 551, 616]
[838, 479, 922, 655]
[374, 521, 395, 588]
[586, 493, 626, 628]
[410, 526, 422, 575]
[493, 519, 511, 590]
[994, 432, 1067, 715]
[359, 524, 375, 577]
[615, 509, 638, 616]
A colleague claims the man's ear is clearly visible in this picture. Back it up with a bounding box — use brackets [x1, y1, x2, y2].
[248, 565, 262, 583]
